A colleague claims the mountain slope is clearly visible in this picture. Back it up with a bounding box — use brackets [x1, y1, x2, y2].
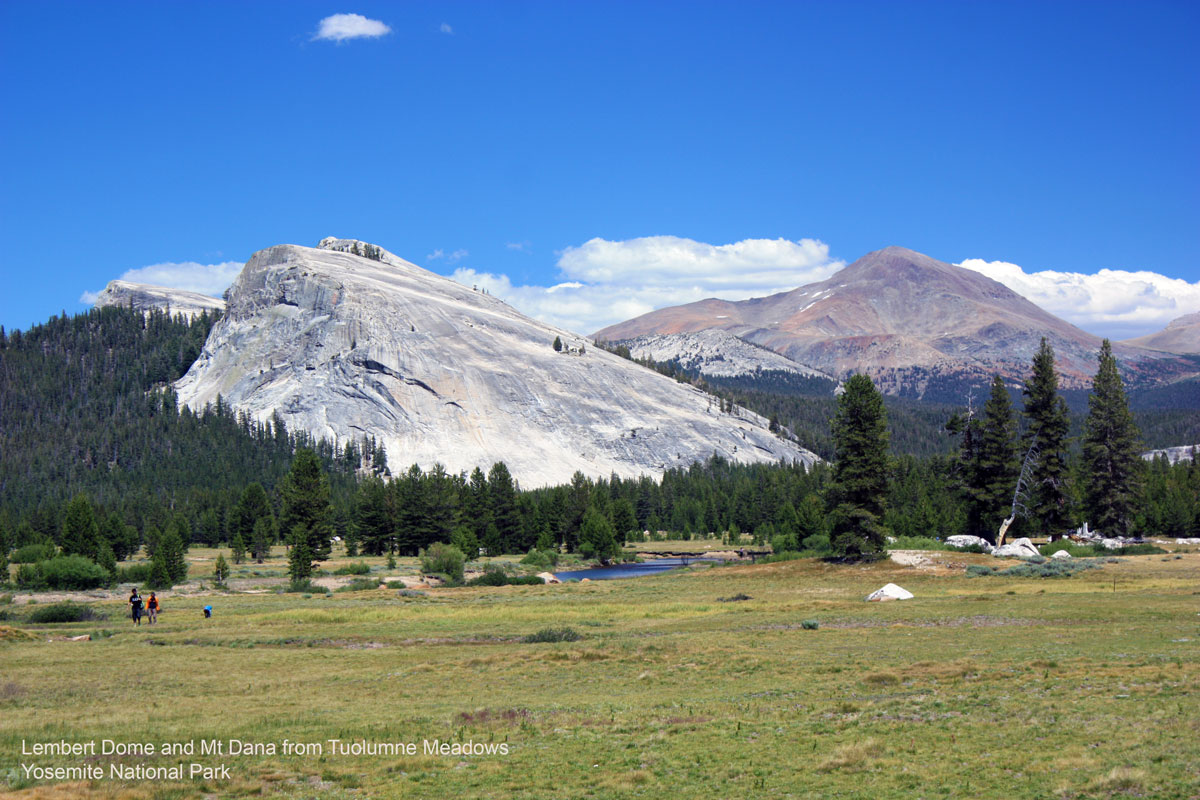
[1121, 312, 1200, 355]
[616, 330, 834, 381]
[596, 246, 1196, 395]
[94, 280, 226, 318]
[175, 238, 818, 486]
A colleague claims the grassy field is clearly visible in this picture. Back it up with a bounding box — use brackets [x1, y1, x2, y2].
[2, 545, 1198, 799]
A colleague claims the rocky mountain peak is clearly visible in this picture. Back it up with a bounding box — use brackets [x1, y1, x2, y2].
[94, 280, 226, 318]
[175, 241, 819, 486]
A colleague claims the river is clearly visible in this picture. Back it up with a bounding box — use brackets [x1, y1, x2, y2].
[554, 557, 721, 581]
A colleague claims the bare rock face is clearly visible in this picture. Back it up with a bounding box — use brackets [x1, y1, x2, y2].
[613, 329, 834, 382]
[175, 238, 819, 487]
[595, 246, 1196, 395]
[1141, 445, 1199, 465]
[94, 280, 225, 318]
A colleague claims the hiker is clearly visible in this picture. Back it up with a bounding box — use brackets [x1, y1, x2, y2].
[129, 589, 143, 625]
[146, 592, 159, 624]
[203, 605, 212, 619]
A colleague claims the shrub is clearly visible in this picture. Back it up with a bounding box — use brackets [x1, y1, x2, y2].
[465, 573, 545, 587]
[116, 563, 153, 583]
[419, 543, 466, 583]
[28, 602, 101, 624]
[519, 548, 558, 570]
[15, 563, 47, 590]
[523, 627, 581, 643]
[285, 578, 320, 593]
[38, 555, 111, 590]
[10, 543, 58, 563]
[335, 562, 371, 575]
[718, 593, 753, 602]
[801, 619, 820, 630]
[888, 536, 953, 551]
[336, 578, 381, 592]
[397, 589, 427, 598]
[969, 560, 1098, 578]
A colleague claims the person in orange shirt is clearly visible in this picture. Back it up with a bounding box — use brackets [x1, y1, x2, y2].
[146, 592, 159, 624]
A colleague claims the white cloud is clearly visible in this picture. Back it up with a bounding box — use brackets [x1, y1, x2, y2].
[81, 261, 243, 305]
[450, 235, 843, 334]
[506, 241, 531, 252]
[428, 248, 468, 263]
[313, 13, 391, 43]
[440, 22, 454, 35]
[958, 258, 1200, 339]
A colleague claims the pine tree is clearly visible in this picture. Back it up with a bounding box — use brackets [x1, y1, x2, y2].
[230, 530, 246, 564]
[953, 376, 1020, 542]
[552, 336, 563, 352]
[1023, 338, 1073, 537]
[60, 494, 101, 559]
[287, 524, 314, 584]
[1082, 339, 1142, 536]
[828, 374, 890, 559]
[251, 516, 276, 564]
[279, 448, 333, 560]
[354, 476, 394, 555]
[233, 483, 272, 560]
[579, 507, 619, 561]
[213, 553, 230, 584]
[488, 462, 521, 553]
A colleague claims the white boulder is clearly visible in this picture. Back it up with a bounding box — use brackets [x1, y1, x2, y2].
[945, 535, 994, 553]
[866, 583, 913, 602]
[1050, 550, 1072, 560]
[992, 538, 1040, 558]
[537, 572, 561, 584]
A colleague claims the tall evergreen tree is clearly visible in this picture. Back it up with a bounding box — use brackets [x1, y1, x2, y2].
[951, 375, 1021, 542]
[287, 524, 314, 583]
[279, 448, 333, 560]
[1082, 339, 1142, 536]
[1022, 338, 1073, 537]
[354, 476, 394, 555]
[60, 494, 101, 559]
[488, 462, 521, 553]
[828, 374, 890, 558]
[232, 483, 273, 560]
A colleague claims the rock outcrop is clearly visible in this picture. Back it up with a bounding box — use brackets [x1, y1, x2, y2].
[992, 538, 1041, 558]
[866, 583, 913, 602]
[175, 238, 819, 487]
[1141, 445, 1198, 465]
[94, 280, 225, 318]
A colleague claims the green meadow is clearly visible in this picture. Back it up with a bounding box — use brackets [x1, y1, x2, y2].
[2, 546, 1198, 799]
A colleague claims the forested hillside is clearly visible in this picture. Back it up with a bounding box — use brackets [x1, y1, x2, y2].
[1, 308, 1196, 577]
[0, 307, 372, 543]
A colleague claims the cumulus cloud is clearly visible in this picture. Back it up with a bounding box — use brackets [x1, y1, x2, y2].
[449, 235, 843, 334]
[958, 258, 1200, 340]
[313, 13, 391, 42]
[80, 261, 243, 305]
[440, 22, 454, 34]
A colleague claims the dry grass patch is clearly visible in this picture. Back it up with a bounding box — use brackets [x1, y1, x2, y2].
[818, 738, 884, 772]
[1086, 766, 1146, 794]
[862, 670, 901, 685]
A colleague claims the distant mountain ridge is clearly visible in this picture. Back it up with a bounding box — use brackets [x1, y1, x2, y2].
[174, 238, 818, 487]
[1122, 312, 1200, 355]
[595, 246, 1198, 397]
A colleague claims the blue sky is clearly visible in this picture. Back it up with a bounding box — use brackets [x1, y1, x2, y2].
[1, 1, 1197, 338]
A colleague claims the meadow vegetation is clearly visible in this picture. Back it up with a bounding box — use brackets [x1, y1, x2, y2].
[2, 544, 1197, 799]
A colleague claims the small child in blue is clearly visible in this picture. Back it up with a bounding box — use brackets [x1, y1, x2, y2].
[203, 605, 212, 618]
